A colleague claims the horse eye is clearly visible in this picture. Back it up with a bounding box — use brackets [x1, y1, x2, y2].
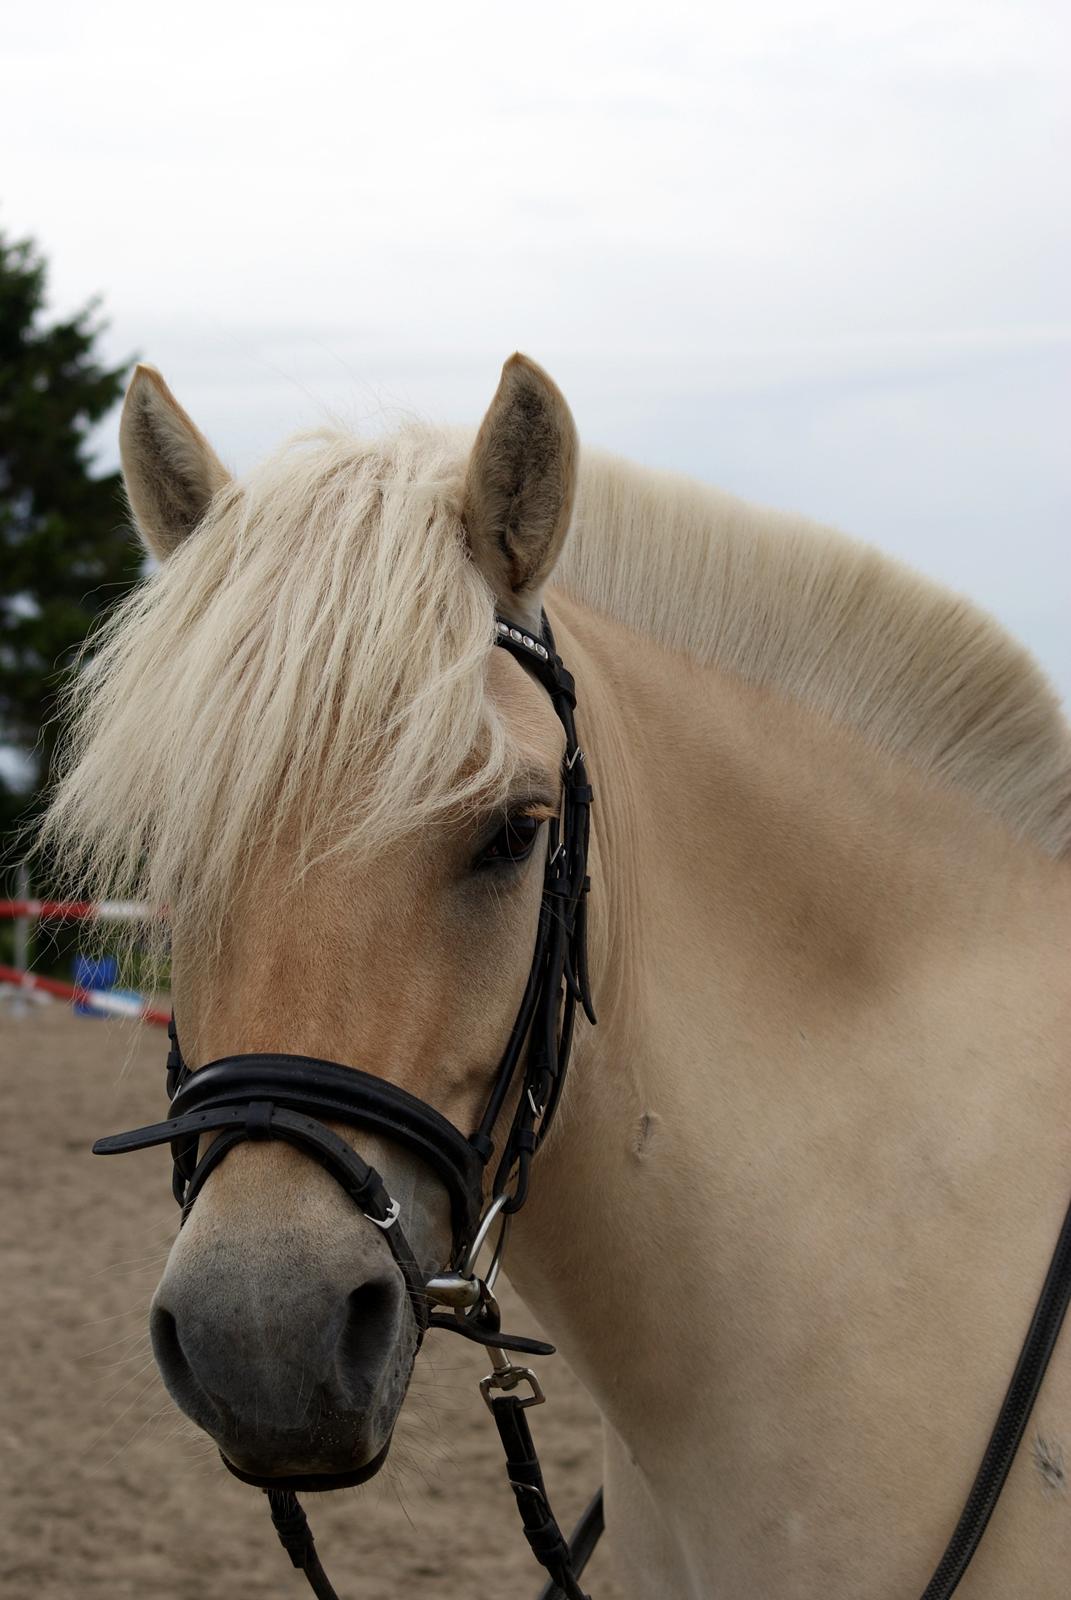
[474, 813, 544, 869]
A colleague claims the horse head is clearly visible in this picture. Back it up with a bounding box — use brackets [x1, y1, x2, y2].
[78, 355, 586, 1484]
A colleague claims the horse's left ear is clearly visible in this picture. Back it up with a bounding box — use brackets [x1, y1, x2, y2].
[119, 364, 232, 562]
[462, 354, 578, 624]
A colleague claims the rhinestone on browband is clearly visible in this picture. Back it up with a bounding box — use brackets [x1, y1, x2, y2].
[495, 620, 549, 659]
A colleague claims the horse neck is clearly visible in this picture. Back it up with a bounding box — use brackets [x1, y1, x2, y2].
[510, 592, 1071, 1540]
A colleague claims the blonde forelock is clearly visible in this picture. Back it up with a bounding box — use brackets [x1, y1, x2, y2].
[41, 424, 516, 963]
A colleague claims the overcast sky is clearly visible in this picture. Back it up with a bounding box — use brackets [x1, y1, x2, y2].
[5, 0, 1069, 706]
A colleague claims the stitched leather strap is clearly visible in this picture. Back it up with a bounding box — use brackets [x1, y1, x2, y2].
[170, 1055, 484, 1245]
[266, 1490, 343, 1600]
[537, 1494, 606, 1600]
[491, 1395, 592, 1600]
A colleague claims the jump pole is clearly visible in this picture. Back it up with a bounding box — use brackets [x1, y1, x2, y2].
[0, 890, 165, 1026]
[0, 899, 146, 922]
[0, 963, 169, 1027]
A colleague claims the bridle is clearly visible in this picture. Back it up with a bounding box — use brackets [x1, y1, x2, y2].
[93, 611, 605, 1600]
[90, 609, 1071, 1600]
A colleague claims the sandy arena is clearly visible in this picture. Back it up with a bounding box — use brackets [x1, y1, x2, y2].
[2, 1002, 623, 1599]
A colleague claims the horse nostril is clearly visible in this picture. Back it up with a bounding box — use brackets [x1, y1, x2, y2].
[149, 1302, 211, 1415]
[151, 1305, 185, 1373]
[337, 1277, 404, 1378]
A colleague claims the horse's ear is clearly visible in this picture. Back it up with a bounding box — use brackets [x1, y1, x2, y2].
[462, 354, 578, 623]
[119, 364, 231, 561]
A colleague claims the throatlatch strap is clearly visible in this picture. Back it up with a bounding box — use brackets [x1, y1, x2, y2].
[491, 1395, 593, 1600]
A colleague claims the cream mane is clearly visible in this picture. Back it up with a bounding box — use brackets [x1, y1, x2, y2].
[561, 449, 1071, 857]
[42, 420, 1071, 952]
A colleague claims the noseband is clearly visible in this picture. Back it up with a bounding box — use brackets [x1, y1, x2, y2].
[93, 612, 603, 1599]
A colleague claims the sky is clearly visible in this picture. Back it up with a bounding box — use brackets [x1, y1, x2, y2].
[4, 0, 1069, 708]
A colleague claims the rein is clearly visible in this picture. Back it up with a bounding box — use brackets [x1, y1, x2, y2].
[89, 610, 1071, 1600]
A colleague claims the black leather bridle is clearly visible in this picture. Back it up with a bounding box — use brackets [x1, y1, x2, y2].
[90, 609, 1071, 1600]
[93, 612, 604, 1600]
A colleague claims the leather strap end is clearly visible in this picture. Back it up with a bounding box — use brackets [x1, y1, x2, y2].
[92, 1120, 188, 1156]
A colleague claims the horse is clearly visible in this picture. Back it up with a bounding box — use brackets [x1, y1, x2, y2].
[43, 354, 1071, 1598]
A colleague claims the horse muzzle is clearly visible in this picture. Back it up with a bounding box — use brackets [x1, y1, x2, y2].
[149, 1201, 417, 1483]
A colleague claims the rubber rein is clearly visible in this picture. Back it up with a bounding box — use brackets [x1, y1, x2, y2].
[92, 612, 1071, 1600]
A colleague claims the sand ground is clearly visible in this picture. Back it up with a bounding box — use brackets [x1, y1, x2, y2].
[1, 1002, 623, 1600]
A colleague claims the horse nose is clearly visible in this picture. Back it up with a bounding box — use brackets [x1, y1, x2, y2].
[151, 1271, 405, 1414]
[149, 1257, 410, 1472]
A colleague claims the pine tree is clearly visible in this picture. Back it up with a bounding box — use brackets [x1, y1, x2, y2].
[0, 231, 137, 850]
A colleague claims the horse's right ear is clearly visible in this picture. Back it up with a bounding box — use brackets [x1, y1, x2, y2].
[462, 354, 578, 629]
[119, 365, 231, 561]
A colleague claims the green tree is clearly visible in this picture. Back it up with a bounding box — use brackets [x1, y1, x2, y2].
[0, 230, 137, 855]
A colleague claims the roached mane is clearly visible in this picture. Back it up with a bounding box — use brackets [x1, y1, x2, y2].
[42, 420, 1071, 958]
[560, 449, 1071, 858]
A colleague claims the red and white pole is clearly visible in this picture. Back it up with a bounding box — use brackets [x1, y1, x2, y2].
[0, 899, 146, 922]
[0, 963, 169, 1027]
